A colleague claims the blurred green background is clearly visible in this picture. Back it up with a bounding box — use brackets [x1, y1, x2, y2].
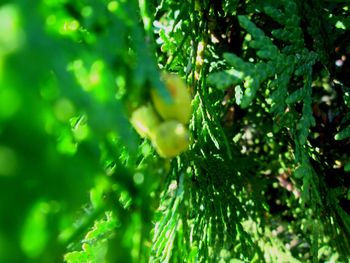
[0, 1, 153, 261]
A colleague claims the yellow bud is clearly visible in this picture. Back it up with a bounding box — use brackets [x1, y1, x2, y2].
[130, 104, 161, 139]
[151, 72, 192, 124]
[152, 120, 190, 158]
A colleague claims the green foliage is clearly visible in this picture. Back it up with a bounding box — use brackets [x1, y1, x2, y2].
[1, 0, 350, 262]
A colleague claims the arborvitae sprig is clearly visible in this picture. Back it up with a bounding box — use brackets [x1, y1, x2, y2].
[208, 0, 350, 261]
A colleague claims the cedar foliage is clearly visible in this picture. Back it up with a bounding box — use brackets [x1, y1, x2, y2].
[0, 0, 350, 262]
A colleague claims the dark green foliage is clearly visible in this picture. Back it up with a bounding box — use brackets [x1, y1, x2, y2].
[0, 0, 350, 262]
